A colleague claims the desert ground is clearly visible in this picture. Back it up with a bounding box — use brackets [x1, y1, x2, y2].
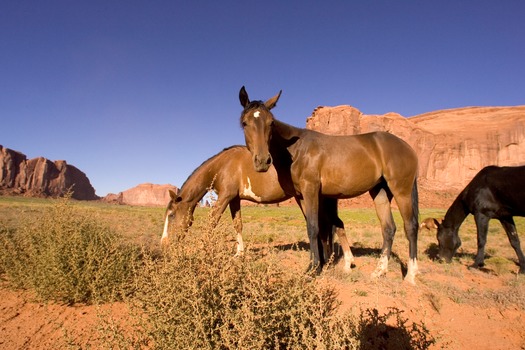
[1, 194, 524, 349]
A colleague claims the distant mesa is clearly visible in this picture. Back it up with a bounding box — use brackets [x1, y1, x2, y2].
[0, 145, 98, 200]
[103, 183, 179, 207]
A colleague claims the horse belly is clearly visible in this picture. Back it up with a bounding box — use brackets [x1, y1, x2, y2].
[320, 164, 381, 198]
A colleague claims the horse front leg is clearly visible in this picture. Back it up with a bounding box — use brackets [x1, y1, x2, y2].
[228, 197, 244, 256]
[500, 217, 525, 274]
[473, 213, 490, 269]
[322, 197, 354, 271]
[302, 190, 322, 273]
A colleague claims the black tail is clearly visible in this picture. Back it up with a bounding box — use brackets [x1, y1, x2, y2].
[411, 178, 419, 229]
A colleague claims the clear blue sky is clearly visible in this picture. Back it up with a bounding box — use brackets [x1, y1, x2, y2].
[1, 1, 524, 196]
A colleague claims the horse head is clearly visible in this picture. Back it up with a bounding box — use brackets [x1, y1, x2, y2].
[161, 189, 194, 245]
[436, 222, 462, 263]
[239, 86, 281, 172]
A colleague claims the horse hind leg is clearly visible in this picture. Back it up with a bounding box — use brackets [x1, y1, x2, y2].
[500, 217, 525, 274]
[335, 226, 354, 271]
[370, 186, 396, 280]
[391, 180, 419, 285]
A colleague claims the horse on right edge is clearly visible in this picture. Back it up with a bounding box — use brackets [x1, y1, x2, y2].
[436, 165, 525, 274]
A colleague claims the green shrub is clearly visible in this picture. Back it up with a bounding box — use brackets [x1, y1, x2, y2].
[0, 197, 140, 304]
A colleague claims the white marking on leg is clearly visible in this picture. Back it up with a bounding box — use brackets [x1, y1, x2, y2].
[343, 249, 354, 271]
[404, 258, 418, 285]
[253, 111, 260, 118]
[371, 255, 389, 279]
[161, 211, 171, 245]
[241, 177, 262, 201]
[235, 233, 245, 257]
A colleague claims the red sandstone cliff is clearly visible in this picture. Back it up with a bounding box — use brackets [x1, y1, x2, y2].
[0, 145, 98, 200]
[306, 105, 525, 191]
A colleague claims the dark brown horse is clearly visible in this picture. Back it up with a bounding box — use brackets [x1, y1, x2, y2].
[238, 87, 419, 283]
[162, 145, 354, 269]
[436, 165, 525, 274]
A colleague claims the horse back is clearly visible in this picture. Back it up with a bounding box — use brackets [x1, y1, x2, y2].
[466, 165, 525, 217]
[292, 131, 417, 197]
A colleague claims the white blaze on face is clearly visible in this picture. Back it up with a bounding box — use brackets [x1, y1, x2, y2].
[253, 111, 260, 118]
[242, 177, 262, 201]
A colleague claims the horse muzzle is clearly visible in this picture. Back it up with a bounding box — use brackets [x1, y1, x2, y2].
[253, 153, 272, 172]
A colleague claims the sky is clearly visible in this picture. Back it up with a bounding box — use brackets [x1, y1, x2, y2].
[1, 1, 524, 197]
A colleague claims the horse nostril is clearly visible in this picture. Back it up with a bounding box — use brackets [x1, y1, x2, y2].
[266, 156, 272, 165]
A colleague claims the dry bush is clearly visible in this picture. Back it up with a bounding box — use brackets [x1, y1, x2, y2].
[0, 196, 140, 304]
[105, 212, 435, 350]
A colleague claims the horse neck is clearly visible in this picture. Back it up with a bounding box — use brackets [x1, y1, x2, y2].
[442, 194, 469, 231]
[178, 157, 223, 206]
[271, 119, 305, 154]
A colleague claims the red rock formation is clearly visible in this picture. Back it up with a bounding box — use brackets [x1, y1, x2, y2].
[0, 145, 97, 200]
[104, 183, 179, 207]
[306, 105, 525, 191]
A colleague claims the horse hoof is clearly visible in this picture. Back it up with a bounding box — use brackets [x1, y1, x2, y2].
[468, 263, 484, 271]
[371, 269, 386, 280]
[404, 275, 417, 286]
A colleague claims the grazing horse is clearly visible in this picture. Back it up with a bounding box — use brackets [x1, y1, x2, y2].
[161, 145, 354, 269]
[238, 87, 419, 283]
[436, 165, 525, 274]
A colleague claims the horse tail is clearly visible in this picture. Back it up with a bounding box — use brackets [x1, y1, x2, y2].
[411, 177, 419, 229]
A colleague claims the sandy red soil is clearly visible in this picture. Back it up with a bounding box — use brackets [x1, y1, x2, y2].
[2, 253, 525, 349]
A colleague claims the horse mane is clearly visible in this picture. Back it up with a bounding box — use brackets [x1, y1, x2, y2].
[179, 145, 245, 190]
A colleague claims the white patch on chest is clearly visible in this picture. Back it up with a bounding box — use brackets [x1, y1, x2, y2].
[253, 111, 260, 118]
[241, 177, 262, 201]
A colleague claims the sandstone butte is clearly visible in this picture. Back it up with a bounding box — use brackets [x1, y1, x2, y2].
[104, 183, 179, 206]
[306, 105, 525, 193]
[0, 145, 97, 200]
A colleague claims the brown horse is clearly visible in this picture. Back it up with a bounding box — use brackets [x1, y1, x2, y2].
[419, 217, 441, 231]
[161, 145, 354, 269]
[238, 87, 419, 284]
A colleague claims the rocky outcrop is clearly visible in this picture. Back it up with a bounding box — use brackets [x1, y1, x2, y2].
[0, 145, 98, 200]
[306, 105, 525, 191]
[104, 183, 179, 207]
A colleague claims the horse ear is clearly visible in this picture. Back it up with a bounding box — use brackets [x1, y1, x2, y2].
[265, 90, 282, 110]
[433, 218, 441, 228]
[239, 86, 250, 108]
